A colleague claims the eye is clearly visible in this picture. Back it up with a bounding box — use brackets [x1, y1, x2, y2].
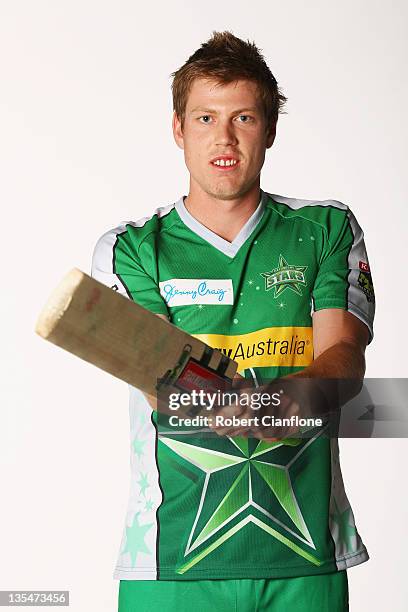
[237, 115, 253, 123]
[199, 115, 212, 124]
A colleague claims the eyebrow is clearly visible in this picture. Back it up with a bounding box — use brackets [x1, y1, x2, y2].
[189, 106, 259, 115]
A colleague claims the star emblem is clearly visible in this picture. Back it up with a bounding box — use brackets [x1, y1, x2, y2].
[330, 499, 357, 553]
[121, 512, 153, 566]
[261, 255, 307, 298]
[159, 429, 326, 574]
[137, 472, 149, 497]
[132, 436, 146, 459]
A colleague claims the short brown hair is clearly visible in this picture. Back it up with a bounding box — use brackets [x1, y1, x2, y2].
[171, 31, 287, 128]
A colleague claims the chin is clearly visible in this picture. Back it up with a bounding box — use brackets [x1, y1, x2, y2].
[216, 190, 252, 202]
[205, 183, 247, 201]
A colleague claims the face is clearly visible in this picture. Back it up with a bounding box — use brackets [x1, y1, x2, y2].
[173, 78, 276, 201]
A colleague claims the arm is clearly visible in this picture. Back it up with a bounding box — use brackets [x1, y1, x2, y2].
[307, 308, 368, 376]
[257, 308, 370, 418]
[287, 203, 375, 411]
[213, 310, 370, 439]
[288, 308, 369, 405]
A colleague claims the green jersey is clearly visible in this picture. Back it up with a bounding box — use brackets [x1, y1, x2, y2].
[91, 190, 375, 581]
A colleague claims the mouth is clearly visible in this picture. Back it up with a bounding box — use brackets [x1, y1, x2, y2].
[209, 155, 240, 170]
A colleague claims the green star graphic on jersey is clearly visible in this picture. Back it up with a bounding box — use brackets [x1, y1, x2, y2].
[160, 430, 326, 574]
[137, 472, 149, 497]
[331, 499, 357, 553]
[122, 512, 153, 566]
[132, 436, 146, 459]
[261, 254, 307, 298]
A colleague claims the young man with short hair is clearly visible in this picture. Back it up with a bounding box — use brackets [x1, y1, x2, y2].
[92, 31, 374, 612]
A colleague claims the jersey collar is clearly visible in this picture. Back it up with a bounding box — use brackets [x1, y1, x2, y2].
[175, 190, 267, 258]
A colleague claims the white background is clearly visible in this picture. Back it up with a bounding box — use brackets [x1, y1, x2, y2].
[1, 1, 407, 610]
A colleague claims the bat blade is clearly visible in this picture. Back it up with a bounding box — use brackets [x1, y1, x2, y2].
[35, 269, 237, 395]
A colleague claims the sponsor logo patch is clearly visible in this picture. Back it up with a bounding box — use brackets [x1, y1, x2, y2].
[358, 267, 375, 302]
[359, 261, 370, 273]
[261, 255, 308, 298]
[194, 326, 313, 369]
[159, 279, 234, 306]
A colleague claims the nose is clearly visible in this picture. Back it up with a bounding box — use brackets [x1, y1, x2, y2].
[214, 119, 238, 147]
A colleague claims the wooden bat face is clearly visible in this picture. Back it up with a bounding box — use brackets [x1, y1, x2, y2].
[35, 269, 237, 396]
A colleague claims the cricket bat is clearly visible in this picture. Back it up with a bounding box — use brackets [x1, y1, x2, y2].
[35, 269, 238, 396]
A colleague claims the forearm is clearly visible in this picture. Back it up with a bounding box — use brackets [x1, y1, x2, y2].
[287, 340, 366, 412]
[295, 339, 365, 381]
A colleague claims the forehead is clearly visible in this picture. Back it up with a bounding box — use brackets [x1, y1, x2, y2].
[186, 78, 262, 112]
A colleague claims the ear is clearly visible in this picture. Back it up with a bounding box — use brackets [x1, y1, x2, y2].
[172, 111, 184, 150]
[266, 121, 277, 149]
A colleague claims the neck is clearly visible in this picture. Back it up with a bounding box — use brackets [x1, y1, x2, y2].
[183, 180, 262, 243]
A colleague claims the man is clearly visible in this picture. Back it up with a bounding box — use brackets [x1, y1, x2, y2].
[92, 31, 375, 612]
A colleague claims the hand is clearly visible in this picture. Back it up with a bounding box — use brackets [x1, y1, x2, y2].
[206, 378, 301, 441]
[207, 376, 332, 441]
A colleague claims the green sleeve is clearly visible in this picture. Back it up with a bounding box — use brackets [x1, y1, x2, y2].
[91, 224, 169, 317]
[312, 207, 375, 341]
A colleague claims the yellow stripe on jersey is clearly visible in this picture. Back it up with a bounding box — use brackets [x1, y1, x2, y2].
[193, 326, 314, 369]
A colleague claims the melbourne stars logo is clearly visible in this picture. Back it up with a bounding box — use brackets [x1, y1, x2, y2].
[261, 255, 308, 298]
